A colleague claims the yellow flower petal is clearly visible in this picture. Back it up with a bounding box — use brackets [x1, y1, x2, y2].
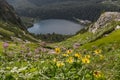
[93, 71, 102, 78]
[94, 49, 102, 54]
[66, 50, 73, 54]
[55, 48, 61, 54]
[62, 54, 69, 57]
[66, 57, 74, 64]
[82, 58, 90, 64]
[85, 55, 91, 59]
[53, 58, 57, 62]
[56, 61, 64, 67]
[74, 53, 81, 58]
[99, 55, 104, 60]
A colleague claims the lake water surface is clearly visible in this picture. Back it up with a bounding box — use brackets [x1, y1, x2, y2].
[28, 19, 84, 35]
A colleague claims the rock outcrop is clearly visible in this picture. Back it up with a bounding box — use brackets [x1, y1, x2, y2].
[0, 0, 26, 30]
[89, 12, 120, 33]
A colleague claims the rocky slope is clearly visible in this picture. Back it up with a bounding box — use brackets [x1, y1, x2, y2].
[55, 12, 120, 48]
[89, 12, 120, 33]
[0, 0, 26, 30]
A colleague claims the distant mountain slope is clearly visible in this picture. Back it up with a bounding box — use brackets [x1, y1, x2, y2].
[102, 0, 120, 6]
[0, 0, 37, 41]
[7, 0, 120, 21]
[7, 0, 37, 9]
[0, 0, 26, 30]
[7, 0, 102, 6]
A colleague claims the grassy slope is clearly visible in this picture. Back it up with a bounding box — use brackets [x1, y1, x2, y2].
[0, 29, 120, 79]
[0, 42, 39, 53]
[80, 29, 120, 79]
[54, 21, 120, 48]
[48, 21, 120, 79]
[81, 29, 120, 49]
[0, 20, 38, 41]
[0, 20, 120, 79]
[55, 32, 93, 48]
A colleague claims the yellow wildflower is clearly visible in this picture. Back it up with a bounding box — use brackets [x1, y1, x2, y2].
[94, 49, 102, 55]
[99, 55, 104, 60]
[82, 58, 90, 64]
[55, 48, 61, 54]
[66, 50, 73, 54]
[93, 71, 102, 78]
[66, 57, 74, 64]
[56, 61, 64, 67]
[62, 54, 69, 57]
[53, 58, 57, 62]
[74, 53, 81, 58]
[85, 55, 91, 59]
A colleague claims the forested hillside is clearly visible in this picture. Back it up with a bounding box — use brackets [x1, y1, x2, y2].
[7, 0, 120, 21]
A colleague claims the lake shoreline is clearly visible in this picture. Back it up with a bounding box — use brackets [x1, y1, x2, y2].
[27, 18, 84, 28]
[28, 19, 85, 35]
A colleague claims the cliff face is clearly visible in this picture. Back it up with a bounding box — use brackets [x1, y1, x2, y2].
[0, 0, 26, 30]
[89, 12, 120, 33]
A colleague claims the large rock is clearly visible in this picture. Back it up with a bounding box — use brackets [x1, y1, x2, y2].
[0, 0, 26, 30]
[89, 12, 120, 33]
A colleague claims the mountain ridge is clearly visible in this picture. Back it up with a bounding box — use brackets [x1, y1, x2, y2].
[0, 0, 37, 41]
[89, 12, 120, 33]
[0, 0, 26, 30]
[7, 0, 120, 21]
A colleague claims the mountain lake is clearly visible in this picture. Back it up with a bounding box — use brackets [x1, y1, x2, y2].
[28, 19, 84, 35]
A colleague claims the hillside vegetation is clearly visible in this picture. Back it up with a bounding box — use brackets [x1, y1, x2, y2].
[0, 21, 38, 42]
[1, 1, 120, 79]
[0, 0, 38, 42]
[1, 25, 120, 79]
[0, 11, 120, 79]
[0, 39, 120, 79]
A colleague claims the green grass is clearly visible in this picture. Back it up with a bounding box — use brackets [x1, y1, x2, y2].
[52, 32, 93, 48]
[53, 21, 120, 49]
[0, 15, 120, 79]
[0, 40, 120, 80]
[0, 20, 38, 42]
[0, 42, 3, 53]
[0, 27, 15, 39]
[0, 30, 120, 79]
[81, 29, 120, 49]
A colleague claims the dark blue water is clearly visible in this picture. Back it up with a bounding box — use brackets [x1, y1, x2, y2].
[28, 19, 84, 35]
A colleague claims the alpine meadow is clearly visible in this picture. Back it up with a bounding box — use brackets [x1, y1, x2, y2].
[0, 0, 120, 80]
